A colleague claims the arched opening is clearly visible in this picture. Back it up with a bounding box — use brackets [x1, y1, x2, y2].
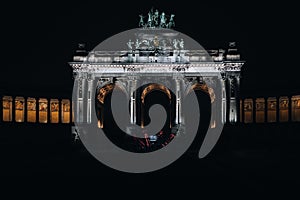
[140, 83, 175, 130]
[95, 83, 137, 151]
[95, 83, 127, 128]
[95, 82, 176, 153]
[186, 83, 209, 96]
[183, 83, 211, 152]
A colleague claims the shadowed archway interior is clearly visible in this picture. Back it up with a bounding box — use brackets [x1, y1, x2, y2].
[95, 82, 211, 153]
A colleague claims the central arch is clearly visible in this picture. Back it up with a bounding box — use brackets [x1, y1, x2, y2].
[141, 83, 171, 103]
[140, 83, 173, 128]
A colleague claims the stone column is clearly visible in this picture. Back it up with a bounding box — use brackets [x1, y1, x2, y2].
[96, 78, 112, 127]
[175, 78, 182, 124]
[210, 88, 216, 128]
[204, 76, 217, 128]
[220, 77, 227, 124]
[209, 76, 223, 128]
[229, 76, 237, 123]
[235, 76, 241, 123]
[129, 78, 137, 124]
[76, 73, 85, 123]
[87, 74, 94, 124]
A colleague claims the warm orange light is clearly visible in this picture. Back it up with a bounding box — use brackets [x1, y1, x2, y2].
[291, 96, 300, 122]
[279, 97, 289, 122]
[50, 99, 59, 123]
[210, 120, 216, 128]
[98, 120, 103, 128]
[244, 99, 253, 123]
[61, 99, 70, 123]
[2, 96, 12, 122]
[15, 97, 25, 122]
[27, 97, 36, 123]
[267, 97, 277, 123]
[255, 98, 265, 123]
[141, 83, 171, 103]
[39, 98, 48, 123]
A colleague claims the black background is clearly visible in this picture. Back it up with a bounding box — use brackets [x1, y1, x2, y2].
[1, 0, 299, 97]
[1, 0, 300, 193]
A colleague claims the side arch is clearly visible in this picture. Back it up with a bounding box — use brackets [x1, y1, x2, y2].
[96, 83, 128, 128]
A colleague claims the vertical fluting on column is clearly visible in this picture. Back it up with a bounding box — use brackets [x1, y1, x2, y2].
[140, 80, 144, 128]
[220, 77, 227, 124]
[228, 76, 237, 123]
[133, 80, 137, 124]
[210, 90, 216, 128]
[83, 73, 88, 123]
[209, 78, 216, 128]
[175, 78, 182, 124]
[210, 76, 224, 128]
[204, 77, 217, 128]
[76, 73, 85, 123]
[226, 77, 230, 123]
[129, 80, 134, 124]
[235, 75, 241, 123]
[175, 79, 179, 124]
[87, 74, 94, 124]
[129, 78, 137, 124]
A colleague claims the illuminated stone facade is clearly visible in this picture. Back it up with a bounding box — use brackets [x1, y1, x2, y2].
[70, 28, 243, 130]
[1, 11, 299, 127]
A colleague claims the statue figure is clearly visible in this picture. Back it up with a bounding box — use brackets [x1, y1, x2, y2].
[160, 12, 167, 28]
[143, 39, 150, 46]
[139, 14, 145, 27]
[161, 39, 167, 49]
[153, 36, 159, 47]
[127, 39, 133, 49]
[153, 9, 159, 26]
[147, 11, 152, 27]
[168, 14, 175, 28]
[135, 39, 140, 49]
[140, 9, 175, 29]
[173, 39, 179, 49]
[179, 38, 184, 49]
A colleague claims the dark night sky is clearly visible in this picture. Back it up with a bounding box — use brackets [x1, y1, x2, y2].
[0, 0, 299, 98]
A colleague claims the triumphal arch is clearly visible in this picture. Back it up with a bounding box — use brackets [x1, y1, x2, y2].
[69, 10, 244, 143]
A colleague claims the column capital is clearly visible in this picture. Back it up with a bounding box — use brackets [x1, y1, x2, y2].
[87, 73, 95, 81]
